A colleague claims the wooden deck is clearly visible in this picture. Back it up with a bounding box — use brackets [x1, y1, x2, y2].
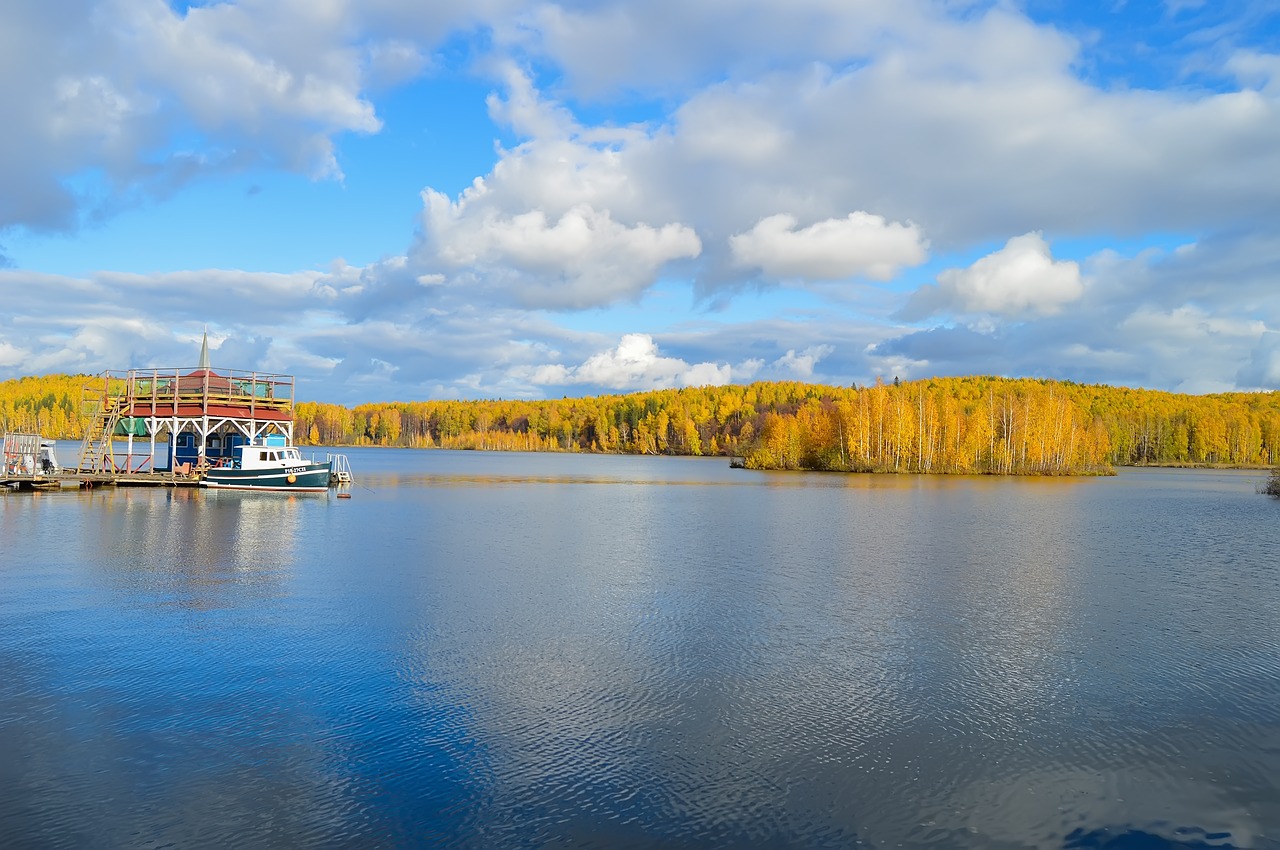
[2, 470, 202, 490]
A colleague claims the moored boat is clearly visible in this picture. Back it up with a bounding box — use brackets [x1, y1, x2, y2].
[202, 437, 333, 492]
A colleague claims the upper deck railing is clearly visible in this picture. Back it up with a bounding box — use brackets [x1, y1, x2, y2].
[89, 367, 296, 416]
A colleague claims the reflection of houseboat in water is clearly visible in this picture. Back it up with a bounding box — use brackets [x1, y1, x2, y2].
[2, 333, 351, 491]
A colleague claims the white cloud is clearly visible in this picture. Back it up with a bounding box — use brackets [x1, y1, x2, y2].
[516, 0, 916, 98]
[0, 0, 391, 232]
[1227, 50, 1280, 96]
[677, 97, 791, 164]
[903, 233, 1084, 319]
[97, 269, 333, 303]
[422, 196, 701, 309]
[1238, 331, 1280, 389]
[523, 333, 736, 390]
[122, 0, 383, 177]
[730, 212, 928, 281]
[408, 5, 1280, 318]
[869, 224, 1280, 393]
[0, 340, 30, 369]
[1115, 305, 1267, 393]
[773, 344, 835, 378]
[49, 75, 137, 144]
[1120, 305, 1265, 350]
[527, 4, 1280, 251]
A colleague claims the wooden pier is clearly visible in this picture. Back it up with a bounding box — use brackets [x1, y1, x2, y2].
[2, 469, 203, 490]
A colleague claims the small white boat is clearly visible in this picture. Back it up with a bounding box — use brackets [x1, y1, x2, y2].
[202, 438, 332, 492]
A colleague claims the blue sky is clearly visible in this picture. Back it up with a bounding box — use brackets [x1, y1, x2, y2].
[2, 0, 1280, 405]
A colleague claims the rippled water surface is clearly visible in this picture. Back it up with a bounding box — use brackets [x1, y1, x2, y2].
[2, 451, 1278, 848]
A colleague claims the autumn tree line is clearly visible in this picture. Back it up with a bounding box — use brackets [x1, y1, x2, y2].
[294, 376, 1280, 474]
[5, 373, 1280, 475]
[0, 374, 85, 441]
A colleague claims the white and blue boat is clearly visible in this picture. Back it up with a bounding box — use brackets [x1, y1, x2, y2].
[202, 436, 333, 492]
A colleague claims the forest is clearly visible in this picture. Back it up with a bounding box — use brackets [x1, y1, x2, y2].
[5, 372, 1279, 475]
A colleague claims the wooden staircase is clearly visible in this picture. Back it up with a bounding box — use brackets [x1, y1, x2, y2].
[78, 385, 123, 473]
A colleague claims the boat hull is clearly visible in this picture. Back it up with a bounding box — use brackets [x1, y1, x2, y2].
[202, 462, 332, 492]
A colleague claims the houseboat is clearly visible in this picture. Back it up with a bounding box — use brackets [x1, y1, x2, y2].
[73, 332, 351, 490]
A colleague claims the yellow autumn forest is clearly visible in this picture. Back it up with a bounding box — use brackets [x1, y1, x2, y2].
[5, 372, 1280, 475]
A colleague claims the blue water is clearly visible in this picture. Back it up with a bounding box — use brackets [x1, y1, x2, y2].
[1, 451, 1278, 848]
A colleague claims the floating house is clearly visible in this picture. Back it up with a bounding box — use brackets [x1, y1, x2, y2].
[79, 333, 301, 476]
[2, 334, 350, 490]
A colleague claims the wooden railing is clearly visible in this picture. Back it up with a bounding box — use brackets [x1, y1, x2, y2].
[93, 367, 297, 414]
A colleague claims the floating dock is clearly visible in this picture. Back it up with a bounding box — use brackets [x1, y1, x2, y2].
[1, 468, 202, 490]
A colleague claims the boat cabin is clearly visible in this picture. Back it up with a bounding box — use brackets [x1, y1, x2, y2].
[231, 436, 309, 470]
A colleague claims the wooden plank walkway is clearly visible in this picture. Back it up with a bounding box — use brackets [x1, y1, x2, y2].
[2, 471, 202, 490]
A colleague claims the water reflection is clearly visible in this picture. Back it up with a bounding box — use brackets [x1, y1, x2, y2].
[71, 487, 308, 611]
[1, 460, 1278, 848]
[948, 766, 1261, 848]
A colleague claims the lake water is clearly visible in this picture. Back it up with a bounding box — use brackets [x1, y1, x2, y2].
[2, 450, 1278, 848]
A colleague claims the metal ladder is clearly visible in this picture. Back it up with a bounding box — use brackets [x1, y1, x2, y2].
[327, 453, 353, 484]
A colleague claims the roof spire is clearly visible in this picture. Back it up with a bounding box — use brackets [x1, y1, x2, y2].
[198, 328, 210, 371]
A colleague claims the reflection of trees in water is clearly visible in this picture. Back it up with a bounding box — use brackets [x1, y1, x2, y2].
[1261, 467, 1280, 497]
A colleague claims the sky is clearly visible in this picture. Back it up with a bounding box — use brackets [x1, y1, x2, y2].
[2, 0, 1280, 405]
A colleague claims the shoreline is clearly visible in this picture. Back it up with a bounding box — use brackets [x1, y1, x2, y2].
[295, 443, 1279, 475]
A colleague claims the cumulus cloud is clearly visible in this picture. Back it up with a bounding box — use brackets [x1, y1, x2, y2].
[522, 333, 738, 390]
[1120, 304, 1265, 366]
[515, 0, 915, 98]
[1226, 50, 1280, 96]
[367, 65, 711, 311]
[547, 5, 1280, 251]
[404, 3, 1280, 318]
[865, 227, 1280, 393]
[0, 0, 393, 233]
[1237, 331, 1280, 389]
[517, 331, 848, 394]
[422, 195, 701, 309]
[729, 213, 928, 281]
[0, 340, 29, 369]
[0, 266, 351, 383]
[901, 233, 1084, 320]
[774, 345, 835, 378]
